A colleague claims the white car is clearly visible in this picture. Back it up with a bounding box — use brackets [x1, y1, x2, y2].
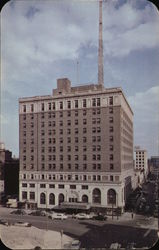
[14, 221, 32, 227]
[48, 213, 68, 220]
[74, 213, 91, 219]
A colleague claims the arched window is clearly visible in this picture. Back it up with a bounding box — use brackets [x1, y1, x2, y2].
[40, 192, 46, 204]
[82, 195, 88, 203]
[49, 193, 55, 205]
[92, 188, 101, 204]
[58, 193, 64, 205]
[107, 189, 116, 205]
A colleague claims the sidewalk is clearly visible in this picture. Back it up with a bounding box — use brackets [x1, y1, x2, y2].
[106, 212, 158, 230]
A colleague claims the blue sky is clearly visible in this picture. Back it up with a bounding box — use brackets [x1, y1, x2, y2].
[1, 0, 159, 157]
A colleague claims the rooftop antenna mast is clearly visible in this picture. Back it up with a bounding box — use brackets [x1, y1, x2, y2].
[98, 0, 104, 86]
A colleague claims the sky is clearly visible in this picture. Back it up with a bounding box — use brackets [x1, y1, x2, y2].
[1, 0, 159, 157]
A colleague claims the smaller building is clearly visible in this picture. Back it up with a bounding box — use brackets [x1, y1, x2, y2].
[134, 146, 148, 176]
[148, 156, 159, 173]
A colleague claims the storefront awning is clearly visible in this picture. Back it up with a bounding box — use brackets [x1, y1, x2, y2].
[60, 202, 90, 210]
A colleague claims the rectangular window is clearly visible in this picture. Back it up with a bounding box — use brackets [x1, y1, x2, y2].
[110, 163, 114, 170]
[70, 185, 76, 189]
[92, 98, 96, 107]
[40, 184, 46, 188]
[48, 103, 51, 110]
[30, 192, 35, 200]
[75, 110, 78, 116]
[58, 184, 64, 189]
[41, 103, 44, 111]
[75, 128, 78, 134]
[82, 185, 88, 190]
[67, 111, 71, 117]
[83, 99, 87, 108]
[75, 100, 78, 108]
[83, 146, 87, 152]
[23, 105, 26, 112]
[83, 128, 87, 133]
[109, 107, 113, 114]
[83, 137, 87, 143]
[31, 104, 34, 112]
[83, 110, 87, 116]
[67, 101, 71, 109]
[97, 98, 100, 106]
[75, 137, 78, 143]
[67, 137, 71, 143]
[109, 96, 113, 105]
[52, 102, 56, 110]
[22, 191, 27, 199]
[59, 101, 63, 110]
[49, 184, 55, 188]
[83, 164, 87, 170]
[22, 183, 27, 187]
[110, 175, 114, 181]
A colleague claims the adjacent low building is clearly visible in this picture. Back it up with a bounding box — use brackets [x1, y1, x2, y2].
[19, 78, 134, 213]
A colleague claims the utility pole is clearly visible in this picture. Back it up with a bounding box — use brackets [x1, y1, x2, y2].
[98, 0, 104, 86]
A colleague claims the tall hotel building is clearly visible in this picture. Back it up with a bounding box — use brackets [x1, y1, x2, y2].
[19, 1, 133, 213]
[19, 78, 133, 212]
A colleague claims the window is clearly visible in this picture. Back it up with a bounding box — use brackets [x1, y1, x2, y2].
[70, 185, 76, 189]
[75, 146, 78, 152]
[109, 96, 113, 105]
[23, 123, 26, 128]
[67, 137, 71, 143]
[110, 145, 113, 151]
[67, 111, 71, 117]
[82, 185, 88, 190]
[49, 184, 55, 188]
[83, 146, 87, 152]
[59, 129, 63, 135]
[68, 164, 71, 169]
[92, 118, 96, 124]
[83, 175, 87, 181]
[110, 126, 114, 132]
[83, 110, 87, 116]
[59, 101, 63, 109]
[67, 146, 71, 152]
[97, 118, 101, 124]
[23, 155, 26, 161]
[49, 193, 55, 205]
[92, 127, 96, 133]
[110, 136, 113, 142]
[83, 99, 87, 108]
[97, 108, 101, 114]
[83, 164, 87, 170]
[75, 155, 78, 160]
[23, 105, 26, 112]
[22, 191, 27, 199]
[110, 154, 114, 160]
[93, 155, 96, 160]
[75, 175, 78, 180]
[52, 102, 56, 110]
[67, 120, 71, 126]
[83, 119, 87, 125]
[75, 137, 78, 143]
[97, 127, 101, 133]
[110, 175, 114, 181]
[92, 98, 96, 107]
[41, 103, 44, 111]
[30, 192, 35, 200]
[75, 110, 78, 116]
[83, 155, 87, 161]
[83, 137, 87, 143]
[22, 183, 27, 187]
[97, 154, 101, 160]
[67, 101, 71, 109]
[59, 112, 63, 117]
[40, 184, 46, 188]
[75, 128, 78, 134]
[109, 117, 113, 123]
[60, 146, 63, 152]
[75, 100, 78, 108]
[110, 163, 114, 170]
[75, 119, 78, 125]
[97, 136, 101, 142]
[31, 104, 34, 112]
[97, 98, 100, 106]
[60, 155, 63, 161]
[97, 145, 101, 151]
[97, 163, 101, 169]
[41, 113, 45, 119]
[109, 107, 113, 114]
[58, 184, 64, 189]
[83, 128, 87, 133]
[92, 136, 96, 142]
[68, 155, 71, 161]
[40, 193, 46, 204]
[48, 102, 51, 110]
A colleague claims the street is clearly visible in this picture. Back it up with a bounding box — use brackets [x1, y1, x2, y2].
[0, 208, 158, 249]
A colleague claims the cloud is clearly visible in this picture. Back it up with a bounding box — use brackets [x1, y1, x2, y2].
[128, 86, 159, 156]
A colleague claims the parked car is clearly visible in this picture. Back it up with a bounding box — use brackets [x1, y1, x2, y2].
[10, 209, 27, 215]
[74, 213, 91, 219]
[92, 214, 107, 221]
[29, 210, 47, 216]
[110, 242, 121, 249]
[126, 242, 136, 250]
[70, 240, 81, 249]
[0, 219, 9, 226]
[64, 240, 81, 249]
[48, 213, 68, 220]
[14, 221, 32, 227]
